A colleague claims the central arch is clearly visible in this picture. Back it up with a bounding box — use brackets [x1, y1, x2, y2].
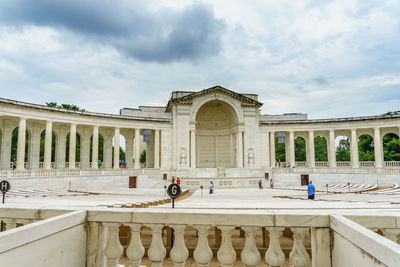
[195, 100, 238, 168]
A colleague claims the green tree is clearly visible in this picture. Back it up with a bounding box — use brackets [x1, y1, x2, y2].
[315, 136, 328, 161]
[45, 102, 85, 111]
[358, 135, 374, 161]
[140, 150, 146, 164]
[294, 137, 306, 161]
[383, 133, 400, 161]
[336, 137, 350, 161]
[275, 137, 286, 162]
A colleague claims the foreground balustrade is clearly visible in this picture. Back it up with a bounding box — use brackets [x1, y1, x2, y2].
[1, 208, 400, 266]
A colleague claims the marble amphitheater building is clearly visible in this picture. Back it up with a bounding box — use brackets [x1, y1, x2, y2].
[1, 85, 400, 187]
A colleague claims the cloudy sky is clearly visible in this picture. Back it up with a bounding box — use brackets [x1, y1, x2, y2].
[0, 0, 399, 119]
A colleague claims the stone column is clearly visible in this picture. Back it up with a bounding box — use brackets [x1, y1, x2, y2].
[134, 129, 141, 169]
[113, 128, 120, 169]
[215, 135, 219, 167]
[190, 130, 196, 169]
[69, 123, 76, 169]
[230, 133, 234, 167]
[329, 130, 336, 168]
[264, 131, 270, 168]
[236, 131, 243, 168]
[350, 129, 359, 168]
[1, 120, 13, 169]
[270, 131, 276, 166]
[55, 126, 67, 169]
[154, 130, 160, 168]
[44, 121, 52, 169]
[16, 118, 26, 170]
[308, 131, 315, 168]
[92, 126, 99, 169]
[289, 131, 295, 166]
[29, 124, 41, 170]
[374, 127, 383, 168]
[103, 134, 113, 169]
[125, 131, 134, 169]
[80, 127, 90, 169]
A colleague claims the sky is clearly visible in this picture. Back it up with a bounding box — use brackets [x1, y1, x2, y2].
[0, 0, 399, 119]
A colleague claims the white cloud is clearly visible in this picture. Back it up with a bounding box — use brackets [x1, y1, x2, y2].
[0, 0, 399, 119]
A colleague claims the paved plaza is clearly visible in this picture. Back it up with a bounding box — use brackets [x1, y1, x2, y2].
[5, 186, 400, 211]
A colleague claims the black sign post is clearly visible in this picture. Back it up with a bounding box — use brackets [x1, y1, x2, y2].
[166, 183, 181, 248]
[1, 180, 11, 232]
[167, 183, 181, 208]
[200, 185, 204, 197]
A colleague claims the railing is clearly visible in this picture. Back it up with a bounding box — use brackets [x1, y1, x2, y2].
[360, 161, 375, 167]
[385, 161, 400, 167]
[75, 162, 80, 168]
[65, 162, 69, 168]
[39, 162, 44, 168]
[296, 161, 307, 167]
[315, 161, 328, 167]
[8, 162, 29, 169]
[336, 161, 351, 167]
[1, 208, 400, 267]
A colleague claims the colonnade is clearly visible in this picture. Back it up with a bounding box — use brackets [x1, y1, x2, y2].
[2, 117, 163, 170]
[266, 127, 399, 169]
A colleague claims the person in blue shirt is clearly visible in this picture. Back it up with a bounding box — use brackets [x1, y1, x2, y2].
[308, 181, 315, 200]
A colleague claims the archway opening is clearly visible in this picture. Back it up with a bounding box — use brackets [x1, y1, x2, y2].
[335, 136, 350, 162]
[11, 127, 30, 164]
[294, 136, 306, 162]
[383, 133, 400, 161]
[315, 136, 328, 162]
[195, 100, 238, 168]
[358, 134, 375, 161]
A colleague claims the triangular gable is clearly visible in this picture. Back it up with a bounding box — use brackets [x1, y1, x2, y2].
[166, 85, 263, 111]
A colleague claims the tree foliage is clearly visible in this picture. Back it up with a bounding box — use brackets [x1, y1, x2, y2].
[336, 137, 350, 161]
[140, 150, 146, 164]
[46, 102, 85, 111]
[315, 136, 328, 161]
[295, 137, 306, 161]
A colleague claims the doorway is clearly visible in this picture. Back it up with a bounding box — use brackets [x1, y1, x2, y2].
[301, 174, 309, 186]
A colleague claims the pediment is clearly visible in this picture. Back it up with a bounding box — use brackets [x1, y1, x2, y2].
[166, 86, 263, 111]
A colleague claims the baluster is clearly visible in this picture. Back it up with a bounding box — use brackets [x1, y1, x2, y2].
[382, 229, 400, 244]
[265, 227, 285, 267]
[241, 226, 261, 267]
[103, 223, 123, 267]
[147, 224, 166, 267]
[217, 226, 236, 267]
[194, 225, 213, 267]
[289, 228, 310, 267]
[170, 225, 189, 267]
[126, 223, 145, 267]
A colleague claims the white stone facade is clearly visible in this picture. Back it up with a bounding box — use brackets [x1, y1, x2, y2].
[1, 85, 400, 186]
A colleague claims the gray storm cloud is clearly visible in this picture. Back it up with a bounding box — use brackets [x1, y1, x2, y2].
[0, 0, 226, 62]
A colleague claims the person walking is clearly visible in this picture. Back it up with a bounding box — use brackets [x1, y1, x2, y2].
[258, 180, 263, 189]
[176, 177, 181, 185]
[171, 176, 175, 183]
[308, 180, 315, 200]
[270, 179, 274, 189]
[209, 181, 214, 194]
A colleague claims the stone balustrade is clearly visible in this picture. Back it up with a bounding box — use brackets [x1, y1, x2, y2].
[1, 207, 400, 266]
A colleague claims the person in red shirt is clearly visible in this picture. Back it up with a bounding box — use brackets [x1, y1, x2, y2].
[176, 177, 181, 185]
